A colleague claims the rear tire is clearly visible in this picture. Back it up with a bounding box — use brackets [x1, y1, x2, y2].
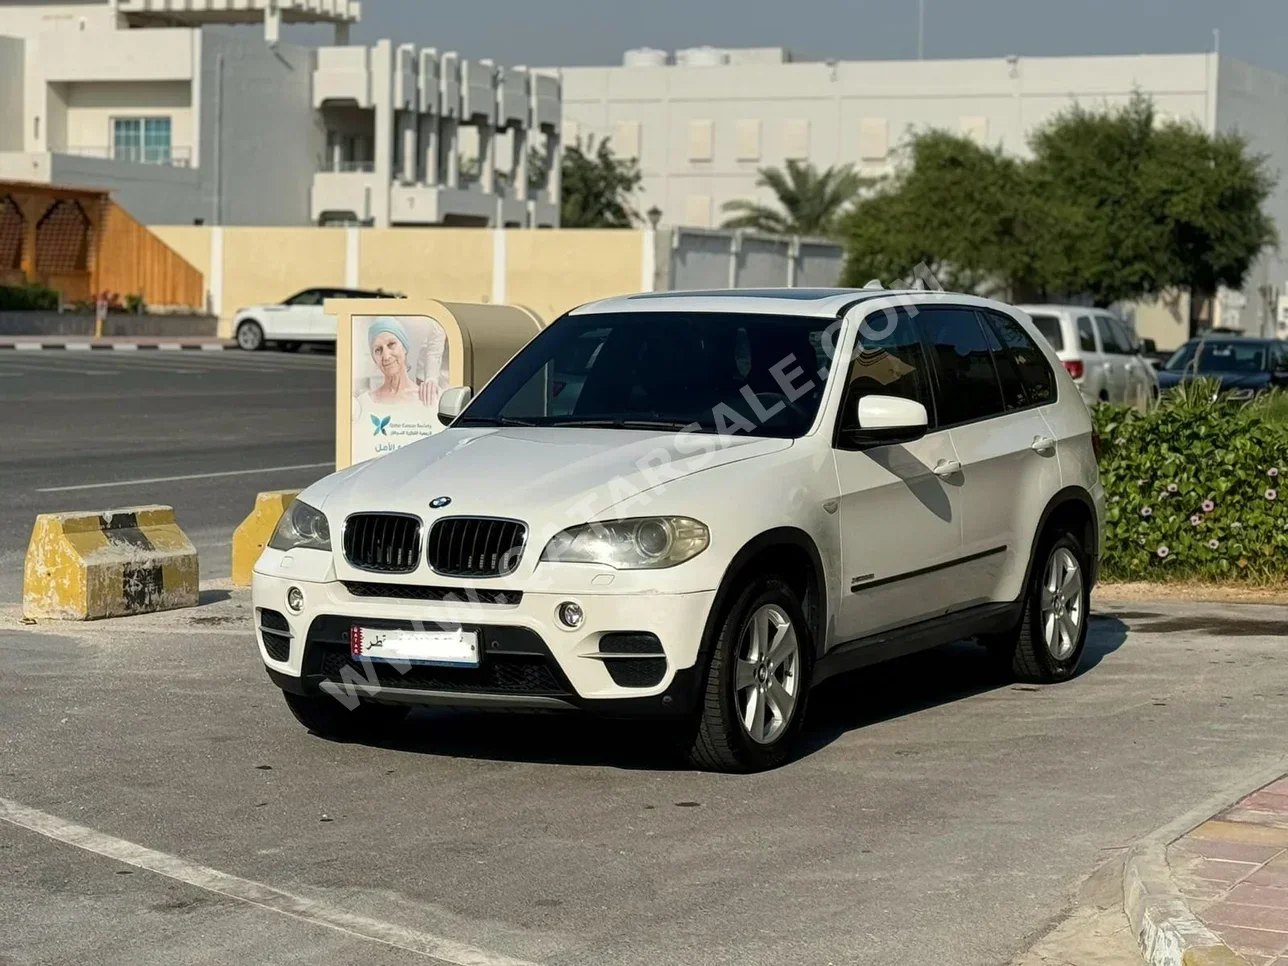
[236, 320, 265, 351]
[282, 691, 408, 741]
[686, 576, 812, 773]
[986, 532, 1090, 683]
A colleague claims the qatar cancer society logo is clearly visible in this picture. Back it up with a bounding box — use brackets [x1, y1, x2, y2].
[371, 414, 391, 436]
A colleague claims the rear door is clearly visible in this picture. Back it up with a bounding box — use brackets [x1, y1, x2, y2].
[919, 306, 1062, 607]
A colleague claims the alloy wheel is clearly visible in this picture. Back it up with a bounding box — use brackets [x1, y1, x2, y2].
[1040, 546, 1084, 660]
[734, 603, 801, 744]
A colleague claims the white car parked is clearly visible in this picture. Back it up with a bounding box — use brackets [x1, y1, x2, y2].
[234, 287, 403, 351]
[1019, 304, 1159, 409]
[254, 288, 1105, 772]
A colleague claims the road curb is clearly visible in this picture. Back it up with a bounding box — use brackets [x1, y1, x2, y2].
[1124, 757, 1288, 966]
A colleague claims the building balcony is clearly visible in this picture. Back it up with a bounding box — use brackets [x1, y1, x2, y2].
[312, 170, 378, 223]
[314, 47, 373, 108]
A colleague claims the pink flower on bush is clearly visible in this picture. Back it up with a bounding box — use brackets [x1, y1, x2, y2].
[1157, 546, 1170, 559]
[1190, 515, 1202, 526]
[1167, 483, 1179, 493]
[1208, 539, 1220, 550]
[1268, 489, 1279, 501]
[1141, 506, 1153, 518]
[1202, 500, 1215, 513]
[1270, 467, 1280, 478]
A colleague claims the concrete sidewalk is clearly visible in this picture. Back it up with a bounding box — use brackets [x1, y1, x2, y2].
[1169, 778, 1288, 963]
[1128, 765, 1288, 966]
[0, 336, 234, 350]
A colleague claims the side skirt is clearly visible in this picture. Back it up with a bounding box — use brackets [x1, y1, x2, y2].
[814, 599, 1023, 687]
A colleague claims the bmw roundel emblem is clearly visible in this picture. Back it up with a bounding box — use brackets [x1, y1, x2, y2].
[429, 496, 452, 509]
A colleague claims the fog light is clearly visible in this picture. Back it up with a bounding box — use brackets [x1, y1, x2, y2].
[556, 601, 584, 629]
[286, 586, 305, 613]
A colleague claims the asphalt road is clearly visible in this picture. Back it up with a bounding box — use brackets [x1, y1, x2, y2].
[1, 595, 1285, 966]
[0, 348, 335, 602]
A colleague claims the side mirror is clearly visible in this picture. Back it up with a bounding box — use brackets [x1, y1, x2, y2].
[841, 394, 929, 448]
[437, 386, 473, 426]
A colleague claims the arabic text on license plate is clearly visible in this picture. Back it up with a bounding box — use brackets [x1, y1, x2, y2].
[350, 627, 480, 667]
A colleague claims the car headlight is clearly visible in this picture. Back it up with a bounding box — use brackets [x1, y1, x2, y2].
[541, 517, 709, 570]
[268, 500, 331, 552]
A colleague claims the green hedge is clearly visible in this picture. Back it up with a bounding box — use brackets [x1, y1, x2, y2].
[1094, 379, 1288, 581]
[0, 283, 60, 311]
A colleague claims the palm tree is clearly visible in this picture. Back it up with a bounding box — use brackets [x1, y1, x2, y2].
[721, 160, 869, 237]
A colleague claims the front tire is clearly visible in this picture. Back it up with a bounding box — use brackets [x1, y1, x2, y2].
[988, 532, 1090, 683]
[687, 576, 812, 772]
[282, 691, 408, 741]
[236, 320, 265, 351]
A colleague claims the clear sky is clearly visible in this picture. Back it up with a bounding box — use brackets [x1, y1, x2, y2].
[298, 0, 1286, 72]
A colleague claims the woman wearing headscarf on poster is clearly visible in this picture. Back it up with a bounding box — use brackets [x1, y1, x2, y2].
[352, 317, 451, 462]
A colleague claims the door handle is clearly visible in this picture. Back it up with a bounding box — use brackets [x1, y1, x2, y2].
[1032, 435, 1056, 454]
[932, 459, 961, 479]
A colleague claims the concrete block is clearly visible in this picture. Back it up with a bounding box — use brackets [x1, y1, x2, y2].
[232, 490, 301, 587]
[22, 506, 199, 620]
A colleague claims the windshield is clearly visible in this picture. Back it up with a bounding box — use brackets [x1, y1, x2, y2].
[1165, 341, 1267, 374]
[457, 311, 839, 438]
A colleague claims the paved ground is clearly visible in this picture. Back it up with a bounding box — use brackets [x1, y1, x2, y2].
[1170, 777, 1288, 963]
[1, 595, 1285, 966]
[0, 348, 333, 602]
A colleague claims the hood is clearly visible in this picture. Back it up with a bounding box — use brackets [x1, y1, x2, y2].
[1157, 370, 1270, 390]
[309, 427, 793, 524]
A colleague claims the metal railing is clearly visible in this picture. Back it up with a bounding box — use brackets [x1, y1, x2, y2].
[64, 145, 193, 167]
[317, 160, 376, 174]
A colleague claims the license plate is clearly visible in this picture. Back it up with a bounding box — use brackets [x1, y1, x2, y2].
[350, 626, 480, 667]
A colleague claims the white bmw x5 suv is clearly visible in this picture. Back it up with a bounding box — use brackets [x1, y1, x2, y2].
[254, 288, 1105, 772]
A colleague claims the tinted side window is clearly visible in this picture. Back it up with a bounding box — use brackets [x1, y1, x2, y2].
[919, 307, 1006, 424]
[977, 312, 1028, 410]
[837, 308, 932, 436]
[1077, 316, 1097, 353]
[985, 311, 1056, 405]
[1111, 318, 1140, 354]
[284, 289, 323, 306]
[1096, 317, 1127, 355]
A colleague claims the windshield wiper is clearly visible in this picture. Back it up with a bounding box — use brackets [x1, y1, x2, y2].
[455, 416, 538, 427]
[548, 418, 695, 431]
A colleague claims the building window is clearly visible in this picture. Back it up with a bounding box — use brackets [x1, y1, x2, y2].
[113, 117, 172, 165]
[783, 118, 810, 161]
[858, 118, 888, 161]
[613, 120, 642, 159]
[688, 119, 714, 162]
[960, 116, 989, 145]
[735, 119, 761, 161]
[684, 194, 712, 227]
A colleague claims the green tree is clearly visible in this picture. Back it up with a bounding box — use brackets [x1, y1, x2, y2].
[559, 137, 643, 228]
[841, 131, 1032, 293]
[721, 160, 868, 237]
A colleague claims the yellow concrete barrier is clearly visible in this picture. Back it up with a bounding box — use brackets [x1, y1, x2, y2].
[23, 506, 199, 620]
[232, 489, 301, 587]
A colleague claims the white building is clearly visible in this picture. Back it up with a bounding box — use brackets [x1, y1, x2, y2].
[0, 0, 561, 228]
[560, 47, 1288, 335]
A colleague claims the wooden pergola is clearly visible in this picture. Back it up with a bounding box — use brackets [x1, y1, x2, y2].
[0, 180, 203, 309]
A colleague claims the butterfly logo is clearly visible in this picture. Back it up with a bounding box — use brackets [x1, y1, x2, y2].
[371, 414, 391, 436]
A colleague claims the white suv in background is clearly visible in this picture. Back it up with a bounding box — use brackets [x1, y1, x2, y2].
[1020, 304, 1158, 409]
[254, 289, 1105, 772]
[234, 287, 403, 351]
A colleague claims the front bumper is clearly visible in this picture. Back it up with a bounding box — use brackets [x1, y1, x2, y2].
[252, 565, 717, 717]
